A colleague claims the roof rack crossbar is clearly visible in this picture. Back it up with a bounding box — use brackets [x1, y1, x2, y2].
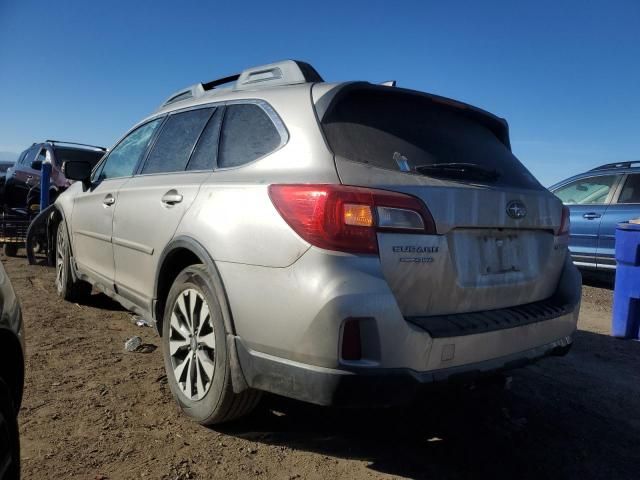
[201, 73, 241, 91]
[590, 161, 640, 171]
[45, 140, 107, 151]
[159, 60, 325, 111]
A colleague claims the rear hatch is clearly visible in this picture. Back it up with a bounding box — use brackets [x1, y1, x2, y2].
[314, 83, 567, 316]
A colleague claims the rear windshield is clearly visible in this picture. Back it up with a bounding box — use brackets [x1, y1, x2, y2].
[54, 147, 104, 168]
[320, 88, 541, 189]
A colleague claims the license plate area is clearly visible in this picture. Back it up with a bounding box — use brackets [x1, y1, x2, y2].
[478, 233, 521, 275]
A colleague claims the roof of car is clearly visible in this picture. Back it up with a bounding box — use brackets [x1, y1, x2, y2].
[588, 161, 640, 172]
[149, 59, 510, 146]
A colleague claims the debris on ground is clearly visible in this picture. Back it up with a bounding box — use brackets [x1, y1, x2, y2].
[124, 336, 142, 352]
[132, 315, 152, 328]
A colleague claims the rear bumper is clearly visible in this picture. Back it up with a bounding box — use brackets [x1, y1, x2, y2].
[229, 254, 581, 406]
[235, 333, 573, 407]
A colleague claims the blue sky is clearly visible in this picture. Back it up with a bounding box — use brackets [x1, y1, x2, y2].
[1, 0, 638, 186]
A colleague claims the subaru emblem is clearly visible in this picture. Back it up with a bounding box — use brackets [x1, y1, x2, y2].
[506, 200, 527, 219]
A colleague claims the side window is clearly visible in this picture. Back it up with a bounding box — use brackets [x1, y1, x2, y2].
[15, 150, 28, 165]
[22, 147, 37, 166]
[217, 104, 281, 168]
[554, 175, 618, 205]
[187, 108, 223, 171]
[142, 108, 213, 175]
[99, 119, 162, 181]
[617, 174, 640, 204]
[35, 149, 46, 166]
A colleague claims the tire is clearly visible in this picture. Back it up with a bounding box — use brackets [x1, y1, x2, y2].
[162, 264, 260, 425]
[0, 379, 20, 480]
[55, 221, 91, 302]
[2, 244, 18, 257]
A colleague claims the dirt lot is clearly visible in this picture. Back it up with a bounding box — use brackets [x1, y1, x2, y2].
[5, 254, 640, 479]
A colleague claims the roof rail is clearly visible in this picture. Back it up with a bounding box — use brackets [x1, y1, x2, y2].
[159, 60, 323, 109]
[590, 161, 640, 171]
[45, 140, 107, 151]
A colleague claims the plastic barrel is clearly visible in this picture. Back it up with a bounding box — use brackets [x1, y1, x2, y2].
[40, 160, 51, 210]
[612, 222, 640, 338]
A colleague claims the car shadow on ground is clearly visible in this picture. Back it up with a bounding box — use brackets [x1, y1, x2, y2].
[217, 329, 640, 480]
[581, 270, 615, 290]
[81, 292, 127, 312]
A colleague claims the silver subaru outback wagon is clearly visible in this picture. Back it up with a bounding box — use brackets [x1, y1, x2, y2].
[52, 60, 581, 424]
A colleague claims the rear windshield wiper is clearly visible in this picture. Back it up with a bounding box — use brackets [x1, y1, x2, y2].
[414, 163, 500, 181]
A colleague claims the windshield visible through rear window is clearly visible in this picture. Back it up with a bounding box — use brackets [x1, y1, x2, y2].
[320, 88, 541, 189]
[54, 147, 104, 169]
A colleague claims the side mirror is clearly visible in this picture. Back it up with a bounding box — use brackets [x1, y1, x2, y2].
[31, 160, 42, 170]
[62, 160, 92, 189]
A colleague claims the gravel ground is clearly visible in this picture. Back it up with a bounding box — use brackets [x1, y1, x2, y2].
[5, 253, 639, 480]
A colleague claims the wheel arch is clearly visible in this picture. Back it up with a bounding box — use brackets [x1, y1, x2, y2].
[26, 203, 66, 267]
[154, 236, 237, 338]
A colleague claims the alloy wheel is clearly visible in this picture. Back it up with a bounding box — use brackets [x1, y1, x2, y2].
[169, 288, 216, 400]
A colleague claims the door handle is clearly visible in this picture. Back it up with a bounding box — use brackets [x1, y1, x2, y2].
[161, 190, 183, 206]
[583, 212, 601, 220]
[103, 194, 115, 206]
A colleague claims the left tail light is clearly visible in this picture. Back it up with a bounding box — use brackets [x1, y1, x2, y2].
[268, 184, 436, 254]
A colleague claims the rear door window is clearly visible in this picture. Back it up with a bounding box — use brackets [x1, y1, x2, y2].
[617, 174, 640, 204]
[217, 104, 281, 168]
[142, 108, 214, 175]
[320, 87, 541, 189]
[554, 175, 618, 205]
[187, 108, 223, 171]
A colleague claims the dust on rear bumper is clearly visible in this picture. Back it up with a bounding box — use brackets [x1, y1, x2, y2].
[235, 332, 574, 407]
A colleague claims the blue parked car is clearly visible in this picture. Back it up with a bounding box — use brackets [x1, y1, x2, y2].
[550, 161, 640, 272]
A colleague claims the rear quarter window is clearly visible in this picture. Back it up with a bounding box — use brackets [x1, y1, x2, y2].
[217, 104, 281, 168]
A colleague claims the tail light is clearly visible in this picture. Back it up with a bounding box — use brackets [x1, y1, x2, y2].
[268, 184, 436, 254]
[557, 205, 570, 236]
